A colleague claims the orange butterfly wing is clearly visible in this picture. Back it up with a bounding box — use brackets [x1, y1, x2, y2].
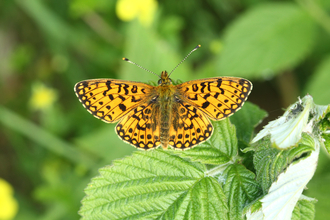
[116, 103, 161, 150]
[168, 100, 213, 149]
[177, 77, 252, 120]
[74, 79, 153, 122]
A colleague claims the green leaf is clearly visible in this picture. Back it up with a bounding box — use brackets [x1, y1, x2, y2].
[292, 197, 317, 220]
[230, 102, 267, 143]
[260, 139, 318, 219]
[174, 119, 238, 165]
[322, 133, 330, 154]
[315, 104, 330, 153]
[79, 150, 229, 219]
[218, 2, 315, 78]
[305, 55, 330, 105]
[180, 177, 228, 220]
[221, 164, 261, 220]
[253, 134, 315, 193]
[244, 200, 262, 218]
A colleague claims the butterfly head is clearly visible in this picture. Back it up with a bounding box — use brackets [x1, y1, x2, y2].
[158, 71, 172, 85]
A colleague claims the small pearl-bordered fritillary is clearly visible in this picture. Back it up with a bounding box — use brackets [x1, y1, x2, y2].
[74, 45, 252, 150]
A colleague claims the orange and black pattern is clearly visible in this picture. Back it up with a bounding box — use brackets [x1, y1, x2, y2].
[74, 71, 252, 150]
[178, 77, 252, 120]
[75, 79, 152, 122]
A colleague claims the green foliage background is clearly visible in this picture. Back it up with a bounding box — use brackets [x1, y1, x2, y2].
[0, 0, 330, 219]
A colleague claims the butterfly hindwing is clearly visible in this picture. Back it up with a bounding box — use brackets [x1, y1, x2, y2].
[75, 79, 154, 122]
[177, 77, 252, 120]
[168, 100, 213, 149]
[116, 103, 161, 150]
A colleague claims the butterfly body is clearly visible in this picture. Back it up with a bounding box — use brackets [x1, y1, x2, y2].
[155, 71, 176, 148]
[75, 71, 252, 150]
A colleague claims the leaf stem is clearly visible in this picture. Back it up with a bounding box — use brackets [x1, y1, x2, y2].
[205, 162, 233, 177]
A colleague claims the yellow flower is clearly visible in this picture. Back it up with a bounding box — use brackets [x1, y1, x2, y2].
[30, 82, 58, 111]
[116, 0, 158, 27]
[0, 179, 18, 220]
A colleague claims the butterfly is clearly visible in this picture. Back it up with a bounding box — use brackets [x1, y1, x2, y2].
[74, 45, 252, 150]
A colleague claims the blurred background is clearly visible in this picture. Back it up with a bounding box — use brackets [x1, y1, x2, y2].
[1, 0, 330, 219]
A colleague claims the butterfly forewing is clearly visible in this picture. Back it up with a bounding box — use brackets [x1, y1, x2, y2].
[177, 77, 252, 120]
[74, 79, 154, 122]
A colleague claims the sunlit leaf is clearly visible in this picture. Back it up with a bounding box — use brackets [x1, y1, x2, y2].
[253, 134, 315, 193]
[260, 139, 319, 219]
[218, 3, 315, 78]
[174, 119, 237, 165]
[292, 196, 317, 220]
[79, 150, 230, 219]
[222, 164, 261, 220]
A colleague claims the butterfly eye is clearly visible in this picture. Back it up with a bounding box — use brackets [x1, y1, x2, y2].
[158, 79, 162, 85]
[150, 96, 158, 103]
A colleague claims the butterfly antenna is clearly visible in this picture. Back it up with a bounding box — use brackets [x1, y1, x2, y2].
[169, 44, 201, 76]
[122, 58, 160, 78]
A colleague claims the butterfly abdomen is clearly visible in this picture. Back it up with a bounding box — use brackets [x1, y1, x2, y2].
[158, 85, 176, 149]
